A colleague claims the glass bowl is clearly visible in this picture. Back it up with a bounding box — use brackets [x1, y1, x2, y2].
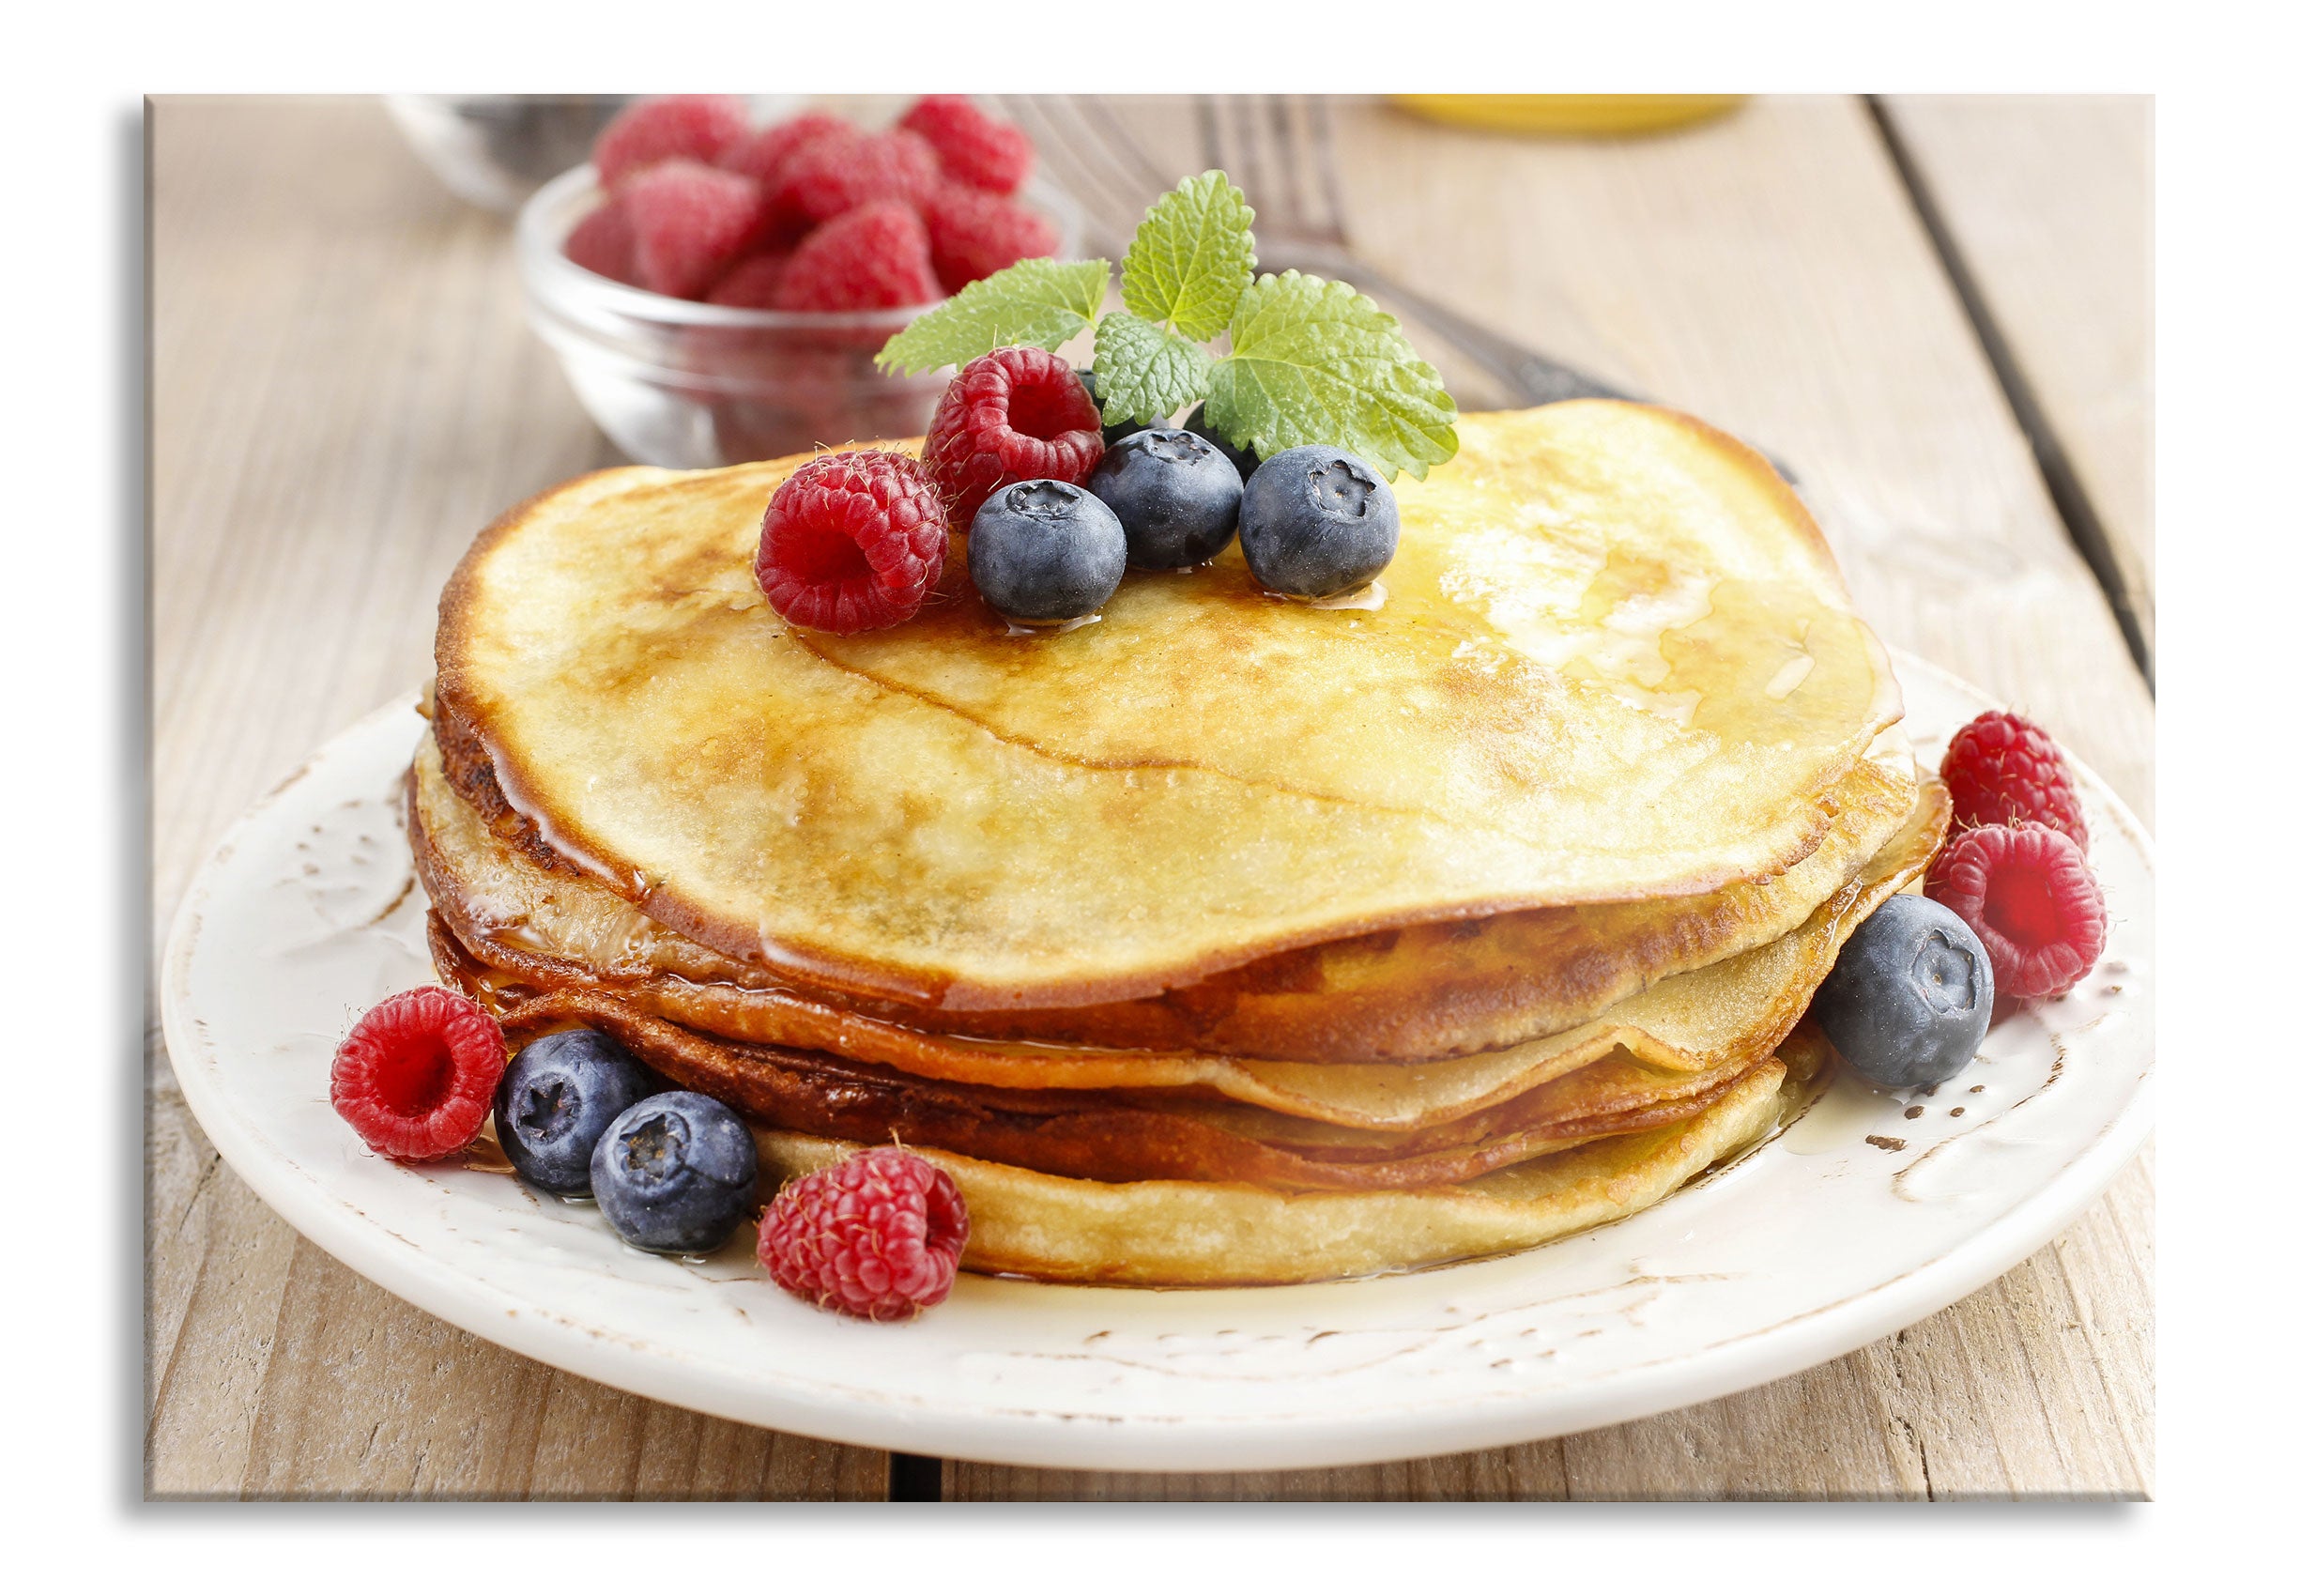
[516, 164, 1083, 468]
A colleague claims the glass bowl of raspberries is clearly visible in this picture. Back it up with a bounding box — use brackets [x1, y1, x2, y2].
[516, 95, 1080, 469]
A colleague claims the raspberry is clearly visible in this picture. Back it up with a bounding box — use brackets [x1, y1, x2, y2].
[758, 1146, 969, 1321]
[622, 161, 773, 300]
[923, 184, 1059, 290]
[1939, 710, 2089, 852]
[703, 250, 792, 308]
[1926, 824, 2108, 1000]
[921, 347, 1105, 528]
[563, 197, 639, 285]
[770, 128, 941, 228]
[771, 203, 941, 313]
[898, 95, 1034, 196]
[592, 95, 751, 191]
[330, 988, 508, 1161]
[719, 111, 851, 186]
[756, 450, 949, 633]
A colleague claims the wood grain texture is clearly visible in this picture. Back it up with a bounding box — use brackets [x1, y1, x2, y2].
[1878, 95, 2154, 659]
[148, 94, 2152, 1500]
[146, 95, 887, 1501]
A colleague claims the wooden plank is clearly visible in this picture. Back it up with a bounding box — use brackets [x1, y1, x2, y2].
[948, 92, 2152, 1502]
[1878, 95, 2154, 663]
[146, 95, 888, 1500]
[1323, 96, 2154, 808]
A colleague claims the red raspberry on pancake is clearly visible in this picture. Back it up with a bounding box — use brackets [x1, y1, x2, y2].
[1926, 823, 2107, 1000]
[330, 988, 508, 1160]
[758, 1146, 970, 1320]
[921, 347, 1104, 529]
[755, 450, 949, 634]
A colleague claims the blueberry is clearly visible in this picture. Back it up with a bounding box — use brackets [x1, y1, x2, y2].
[1812, 895, 1995, 1091]
[1237, 445, 1399, 599]
[1077, 369, 1147, 449]
[967, 479, 1128, 623]
[1088, 429, 1244, 570]
[494, 1028, 655, 1196]
[590, 1091, 759, 1254]
[1182, 403, 1261, 483]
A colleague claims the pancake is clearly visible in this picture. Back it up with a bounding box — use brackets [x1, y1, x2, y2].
[417, 727, 1943, 1131]
[447, 930, 1771, 1191]
[738, 1032, 1834, 1286]
[435, 403, 1901, 1012]
[411, 726, 1926, 1067]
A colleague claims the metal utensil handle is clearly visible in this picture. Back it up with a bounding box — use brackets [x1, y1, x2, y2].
[1318, 255, 1633, 407]
[1265, 252, 1798, 481]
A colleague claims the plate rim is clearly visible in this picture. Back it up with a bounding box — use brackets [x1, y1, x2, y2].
[157, 652, 2154, 1471]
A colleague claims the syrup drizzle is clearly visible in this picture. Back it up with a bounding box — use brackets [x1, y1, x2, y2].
[1004, 613, 1104, 638]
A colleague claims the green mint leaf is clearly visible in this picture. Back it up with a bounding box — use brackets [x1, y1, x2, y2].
[1119, 171, 1256, 343]
[876, 258, 1111, 375]
[1090, 312, 1215, 426]
[1206, 270, 1460, 481]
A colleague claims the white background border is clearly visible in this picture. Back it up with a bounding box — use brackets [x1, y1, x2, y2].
[8, 0, 2261, 1584]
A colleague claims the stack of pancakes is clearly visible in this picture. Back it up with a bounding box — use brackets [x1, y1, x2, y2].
[414, 403, 1945, 1285]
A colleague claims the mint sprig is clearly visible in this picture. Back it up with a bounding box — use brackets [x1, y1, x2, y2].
[1207, 272, 1459, 481]
[875, 172, 1458, 480]
[1119, 171, 1255, 342]
[876, 258, 1110, 376]
[1090, 312, 1215, 426]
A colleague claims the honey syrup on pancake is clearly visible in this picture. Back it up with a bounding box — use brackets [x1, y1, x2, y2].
[412, 404, 1934, 1285]
[434, 403, 1902, 1012]
[412, 729, 1933, 1072]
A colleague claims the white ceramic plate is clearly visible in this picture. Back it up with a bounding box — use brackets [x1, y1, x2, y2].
[160, 653, 2154, 1472]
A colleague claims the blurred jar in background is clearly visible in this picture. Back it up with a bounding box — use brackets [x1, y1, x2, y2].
[386, 96, 641, 212]
[1390, 95, 1746, 136]
[389, 95, 826, 213]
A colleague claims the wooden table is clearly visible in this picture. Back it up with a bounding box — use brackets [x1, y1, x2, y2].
[147, 94, 2154, 1500]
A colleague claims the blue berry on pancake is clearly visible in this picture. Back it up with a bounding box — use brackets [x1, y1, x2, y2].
[1811, 895, 1994, 1090]
[1182, 403, 1261, 483]
[591, 1092, 759, 1254]
[1089, 428, 1244, 570]
[1238, 445, 1399, 599]
[967, 479, 1128, 623]
[494, 1028, 654, 1196]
